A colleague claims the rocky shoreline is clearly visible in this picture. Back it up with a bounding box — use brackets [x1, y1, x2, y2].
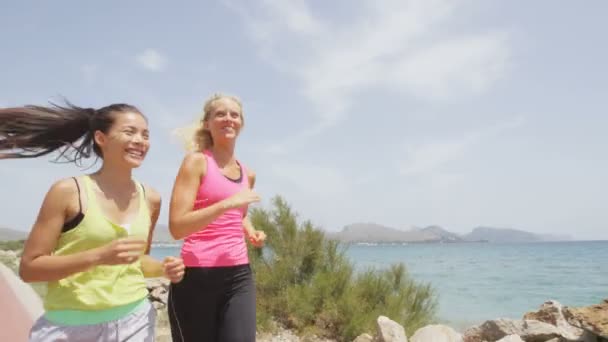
[1, 250, 605, 342]
[147, 278, 607, 342]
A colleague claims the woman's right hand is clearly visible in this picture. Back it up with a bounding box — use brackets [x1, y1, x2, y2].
[94, 237, 147, 266]
[223, 188, 261, 210]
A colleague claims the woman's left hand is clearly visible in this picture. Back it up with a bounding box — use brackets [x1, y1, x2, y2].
[162, 256, 185, 283]
[248, 230, 266, 248]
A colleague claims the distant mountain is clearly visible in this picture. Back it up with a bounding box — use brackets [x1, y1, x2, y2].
[327, 223, 436, 243]
[463, 227, 542, 243]
[329, 223, 560, 244]
[328, 223, 472, 244]
[0, 227, 27, 241]
[418, 225, 464, 242]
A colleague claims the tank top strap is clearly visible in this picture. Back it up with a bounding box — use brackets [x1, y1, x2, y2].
[203, 150, 217, 169]
[81, 175, 98, 211]
[237, 160, 249, 187]
[133, 179, 149, 216]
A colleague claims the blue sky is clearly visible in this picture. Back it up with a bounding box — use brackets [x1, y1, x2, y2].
[1, 1, 607, 240]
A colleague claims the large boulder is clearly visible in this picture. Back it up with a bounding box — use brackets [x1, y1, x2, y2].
[564, 299, 608, 339]
[376, 316, 407, 342]
[524, 300, 596, 341]
[410, 324, 462, 342]
[463, 319, 562, 342]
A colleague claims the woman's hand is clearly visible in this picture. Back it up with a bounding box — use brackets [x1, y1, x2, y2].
[248, 230, 266, 248]
[95, 237, 147, 265]
[223, 188, 261, 210]
[162, 256, 185, 283]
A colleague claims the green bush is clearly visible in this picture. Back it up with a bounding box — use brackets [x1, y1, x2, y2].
[0, 239, 25, 251]
[248, 196, 437, 341]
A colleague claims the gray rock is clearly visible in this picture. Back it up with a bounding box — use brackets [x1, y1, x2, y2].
[353, 333, 374, 342]
[496, 335, 524, 342]
[377, 316, 407, 342]
[524, 300, 595, 341]
[463, 319, 561, 342]
[564, 299, 608, 339]
[410, 324, 462, 342]
[147, 277, 170, 306]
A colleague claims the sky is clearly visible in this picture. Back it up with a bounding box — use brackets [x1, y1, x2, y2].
[1, 1, 607, 240]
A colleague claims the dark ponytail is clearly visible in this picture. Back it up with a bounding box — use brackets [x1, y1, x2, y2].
[0, 100, 143, 165]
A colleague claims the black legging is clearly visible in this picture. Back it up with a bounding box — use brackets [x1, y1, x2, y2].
[168, 264, 256, 342]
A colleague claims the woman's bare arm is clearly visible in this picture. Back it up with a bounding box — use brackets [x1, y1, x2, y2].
[19, 179, 146, 282]
[169, 153, 261, 240]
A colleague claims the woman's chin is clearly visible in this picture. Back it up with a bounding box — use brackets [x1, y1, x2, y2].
[215, 134, 238, 143]
[124, 156, 145, 168]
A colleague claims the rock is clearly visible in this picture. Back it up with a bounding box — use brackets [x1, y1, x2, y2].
[564, 299, 608, 339]
[146, 277, 170, 290]
[152, 301, 166, 310]
[147, 277, 170, 308]
[151, 286, 168, 303]
[353, 333, 374, 342]
[463, 319, 561, 342]
[496, 335, 524, 342]
[410, 324, 462, 342]
[524, 300, 595, 341]
[376, 316, 407, 342]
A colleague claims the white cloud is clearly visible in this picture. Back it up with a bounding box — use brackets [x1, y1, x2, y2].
[399, 116, 525, 176]
[227, 0, 511, 127]
[135, 49, 167, 72]
[390, 32, 510, 100]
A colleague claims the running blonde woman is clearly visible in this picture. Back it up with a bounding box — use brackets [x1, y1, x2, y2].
[168, 93, 266, 341]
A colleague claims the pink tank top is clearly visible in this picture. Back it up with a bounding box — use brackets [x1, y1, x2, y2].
[181, 150, 250, 267]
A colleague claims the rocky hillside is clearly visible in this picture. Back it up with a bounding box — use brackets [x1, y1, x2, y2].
[328, 223, 572, 244]
[463, 227, 542, 243]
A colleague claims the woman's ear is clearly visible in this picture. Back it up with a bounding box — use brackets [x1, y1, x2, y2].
[93, 130, 107, 149]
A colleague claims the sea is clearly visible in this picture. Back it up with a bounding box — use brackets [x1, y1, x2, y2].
[150, 241, 607, 330]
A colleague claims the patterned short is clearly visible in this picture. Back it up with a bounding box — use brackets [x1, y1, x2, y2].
[29, 300, 156, 342]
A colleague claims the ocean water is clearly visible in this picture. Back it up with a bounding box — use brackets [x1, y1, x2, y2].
[151, 241, 607, 329]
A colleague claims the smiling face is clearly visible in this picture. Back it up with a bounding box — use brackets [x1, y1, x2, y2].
[94, 111, 150, 168]
[203, 97, 244, 145]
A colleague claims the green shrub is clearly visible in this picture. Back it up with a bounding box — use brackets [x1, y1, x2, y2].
[249, 196, 437, 341]
[0, 239, 25, 251]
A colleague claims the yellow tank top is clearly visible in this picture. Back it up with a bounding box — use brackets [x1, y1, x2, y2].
[44, 176, 150, 311]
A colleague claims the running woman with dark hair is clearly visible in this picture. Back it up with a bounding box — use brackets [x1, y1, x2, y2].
[0, 100, 185, 341]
